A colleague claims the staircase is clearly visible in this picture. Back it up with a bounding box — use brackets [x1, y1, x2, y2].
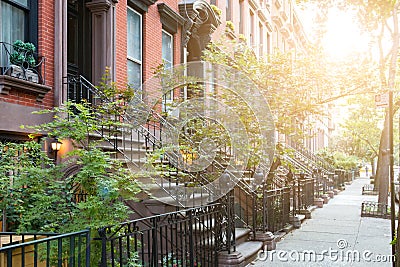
[65, 75, 275, 264]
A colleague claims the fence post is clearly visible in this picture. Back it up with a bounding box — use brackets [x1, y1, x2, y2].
[151, 217, 158, 266]
[98, 228, 107, 267]
[188, 211, 195, 267]
[85, 230, 91, 267]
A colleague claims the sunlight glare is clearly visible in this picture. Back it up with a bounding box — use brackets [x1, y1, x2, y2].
[323, 8, 370, 59]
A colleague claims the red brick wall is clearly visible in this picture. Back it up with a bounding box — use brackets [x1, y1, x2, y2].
[115, 0, 128, 88]
[2, 90, 40, 107]
[115, 1, 182, 91]
[37, 0, 54, 108]
[143, 5, 162, 84]
[0, 0, 55, 109]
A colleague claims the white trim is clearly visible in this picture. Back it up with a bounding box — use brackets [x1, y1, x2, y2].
[127, 7, 142, 89]
[162, 29, 173, 68]
[162, 29, 174, 112]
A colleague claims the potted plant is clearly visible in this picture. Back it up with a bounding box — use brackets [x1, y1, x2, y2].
[8, 40, 39, 83]
[10, 40, 36, 67]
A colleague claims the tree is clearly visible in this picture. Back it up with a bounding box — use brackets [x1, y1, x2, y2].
[202, 36, 380, 143]
[1, 78, 141, 264]
[302, 0, 400, 257]
[332, 95, 385, 176]
[344, 0, 399, 206]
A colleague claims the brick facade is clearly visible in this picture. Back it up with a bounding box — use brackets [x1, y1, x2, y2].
[0, 1, 55, 110]
[115, 0, 128, 88]
[37, 0, 55, 109]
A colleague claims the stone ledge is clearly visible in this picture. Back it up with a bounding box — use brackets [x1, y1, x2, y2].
[0, 75, 51, 102]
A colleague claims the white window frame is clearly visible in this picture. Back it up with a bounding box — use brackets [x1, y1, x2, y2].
[162, 29, 173, 112]
[127, 7, 142, 95]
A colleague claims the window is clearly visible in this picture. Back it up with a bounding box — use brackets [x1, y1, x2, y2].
[162, 30, 173, 69]
[1, 0, 38, 70]
[239, 0, 244, 34]
[267, 32, 271, 54]
[127, 7, 142, 93]
[259, 23, 263, 57]
[162, 30, 173, 112]
[250, 11, 254, 47]
[226, 0, 232, 21]
[0, 0, 37, 44]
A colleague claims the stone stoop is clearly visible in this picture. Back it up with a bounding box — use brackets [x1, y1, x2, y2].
[270, 206, 318, 247]
[218, 228, 263, 267]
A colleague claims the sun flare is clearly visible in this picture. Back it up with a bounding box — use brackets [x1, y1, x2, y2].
[323, 8, 370, 59]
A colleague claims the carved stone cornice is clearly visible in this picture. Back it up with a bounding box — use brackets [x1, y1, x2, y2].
[128, 0, 157, 12]
[157, 3, 185, 34]
[179, 0, 221, 49]
[86, 0, 112, 13]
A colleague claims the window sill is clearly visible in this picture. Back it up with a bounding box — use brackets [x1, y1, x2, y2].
[0, 75, 51, 102]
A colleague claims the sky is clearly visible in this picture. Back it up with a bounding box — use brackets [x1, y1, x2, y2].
[323, 8, 371, 59]
[298, 4, 371, 60]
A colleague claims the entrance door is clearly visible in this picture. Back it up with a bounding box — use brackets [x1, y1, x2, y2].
[67, 0, 91, 79]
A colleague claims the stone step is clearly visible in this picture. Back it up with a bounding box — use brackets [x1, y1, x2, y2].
[235, 228, 251, 245]
[218, 241, 263, 267]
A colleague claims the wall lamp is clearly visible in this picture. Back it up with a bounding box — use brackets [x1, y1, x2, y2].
[51, 138, 62, 163]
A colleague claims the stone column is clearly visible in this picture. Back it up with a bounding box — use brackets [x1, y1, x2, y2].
[54, 0, 67, 106]
[86, 0, 117, 84]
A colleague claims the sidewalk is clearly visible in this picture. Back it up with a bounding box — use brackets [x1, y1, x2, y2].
[251, 177, 393, 266]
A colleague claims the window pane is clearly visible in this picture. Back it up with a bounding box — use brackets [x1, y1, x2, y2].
[1, 2, 25, 44]
[67, 14, 78, 65]
[162, 31, 172, 69]
[127, 8, 141, 61]
[14, 0, 28, 7]
[127, 59, 141, 89]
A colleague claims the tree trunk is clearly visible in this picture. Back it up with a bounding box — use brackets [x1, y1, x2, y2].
[377, 112, 390, 205]
[376, 3, 400, 205]
[370, 158, 375, 177]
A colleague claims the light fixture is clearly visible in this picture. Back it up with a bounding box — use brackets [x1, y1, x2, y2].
[51, 139, 62, 151]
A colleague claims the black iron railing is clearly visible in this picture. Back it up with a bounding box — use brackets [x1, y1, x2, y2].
[233, 181, 258, 232]
[334, 169, 347, 188]
[361, 201, 391, 219]
[264, 187, 291, 232]
[291, 143, 335, 173]
[95, 202, 233, 266]
[0, 41, 46, 84]
[292, 176, 315, 213]
[283, 154, 312, 176]
[233, 180, 292, 235]
[65, 75, 223, 207]
[0, 230, 90, 267]
[362, 184, 378, 195]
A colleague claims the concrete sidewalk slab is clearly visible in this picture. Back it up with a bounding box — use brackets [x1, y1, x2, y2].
[251, 177, 393, 266]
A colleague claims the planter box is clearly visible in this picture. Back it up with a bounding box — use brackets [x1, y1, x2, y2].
[7, 65, 39, 83]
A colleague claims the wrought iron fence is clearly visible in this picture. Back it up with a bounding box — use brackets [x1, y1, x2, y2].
[334, 169, 346, 188]
[233, 181, 257, 233]
[264, 187, 291, 232]
[362, 184, 378, 195]
[0, 230, 90, 267]
[95, 202, 233, 267]
[0, 41, 46, 84]
[233, 180, 292, 235]
[361, 201, 391, 219]
[292, 176, 315, 212]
